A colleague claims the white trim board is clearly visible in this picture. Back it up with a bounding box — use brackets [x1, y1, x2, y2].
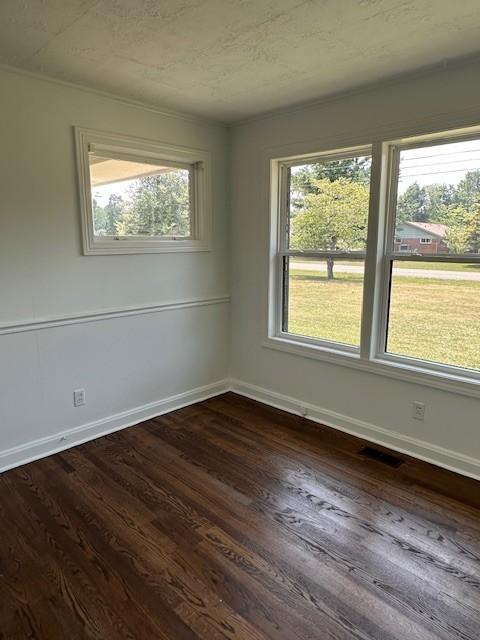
[0, 380, 229, 473]
[229, 379, 480, 482]
[0, 295, 230, 335]
[2, 377, 479, 481]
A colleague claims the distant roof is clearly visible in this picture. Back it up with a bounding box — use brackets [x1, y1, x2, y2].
[404, 221, 448, 238]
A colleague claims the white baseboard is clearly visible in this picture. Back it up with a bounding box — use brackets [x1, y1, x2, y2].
[0, 380, 229, 473]
[229, 378, 480, 482]
[3, 376, 480, 482]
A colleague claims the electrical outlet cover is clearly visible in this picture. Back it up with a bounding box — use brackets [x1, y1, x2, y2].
[73, 389, 86, 407]
[412, 401, 425, 421]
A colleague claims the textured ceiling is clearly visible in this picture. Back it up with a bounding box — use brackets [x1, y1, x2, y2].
[2, 0, 480, 122]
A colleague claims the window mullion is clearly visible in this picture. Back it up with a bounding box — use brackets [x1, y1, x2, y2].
[360, 141, 390, 360]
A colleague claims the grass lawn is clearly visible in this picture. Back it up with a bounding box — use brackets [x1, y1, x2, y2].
[287, 268, 480, 370]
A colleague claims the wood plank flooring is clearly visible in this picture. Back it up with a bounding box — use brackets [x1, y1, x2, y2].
[1, 392, 480, 639]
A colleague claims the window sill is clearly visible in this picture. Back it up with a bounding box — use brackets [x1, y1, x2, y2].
[263, 335, 480, 399]
[83, 239, 210, 255]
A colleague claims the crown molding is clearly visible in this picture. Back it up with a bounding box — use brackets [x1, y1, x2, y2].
[231, 52, 480, 128]
[4, 53, 480, 129]
[0, 63, 225, 127]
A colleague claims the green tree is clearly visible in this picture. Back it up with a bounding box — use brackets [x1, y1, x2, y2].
[467, 205, 480, 253]
[290, 157, 371, 212]
[396, 172, 480, 225]
[424, 183, 455, 221]
[104, 194, 125, 235]
[396, 182, 430, 223]
[92, 199, 108, 235]
[444, 206, 471, 254]
[440, 201, 480, 254]
[291, 178, 370, 279]
[292, 157, 371, 190]
[117, 172, 190, 237]
[453, 170, 480, 211]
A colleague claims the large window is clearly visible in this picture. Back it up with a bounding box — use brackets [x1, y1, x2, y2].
[271, 129, 480, 390]
[75, 128, 211, 254]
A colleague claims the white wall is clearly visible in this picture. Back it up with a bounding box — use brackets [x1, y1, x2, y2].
[0, 68, 229, 468]
[229, 59, 480, 479]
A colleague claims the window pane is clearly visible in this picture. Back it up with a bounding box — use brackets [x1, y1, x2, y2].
[89, 154, 191, 238]
[386, 261, 480, 370]
[394, 138, 480, 256]
[288, 155, 371, 252]
[284, 257, 365, 347]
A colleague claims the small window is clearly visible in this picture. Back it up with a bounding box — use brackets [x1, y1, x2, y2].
[400, 244, 409, 251]
[75, 128, 211, 254]
[420, 238, 432, 244]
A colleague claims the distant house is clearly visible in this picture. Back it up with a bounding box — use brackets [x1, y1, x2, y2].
[394, 221, 448, 254]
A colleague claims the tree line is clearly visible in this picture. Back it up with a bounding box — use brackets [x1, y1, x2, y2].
[290, 160, 480, 277]
[93, 171, 190, 238]
[396, 172, 480, 254]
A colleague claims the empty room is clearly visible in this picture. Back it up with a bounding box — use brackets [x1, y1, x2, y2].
[1, 1, 480, 638]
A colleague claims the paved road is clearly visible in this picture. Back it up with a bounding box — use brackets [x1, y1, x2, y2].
[292, 261, 480, 281]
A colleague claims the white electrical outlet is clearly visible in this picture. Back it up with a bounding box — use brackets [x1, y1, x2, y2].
[412, 401, 425, 421]
[73, 389, 86, 407]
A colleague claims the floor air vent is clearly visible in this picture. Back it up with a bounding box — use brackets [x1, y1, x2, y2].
[358, 446, 404, 468]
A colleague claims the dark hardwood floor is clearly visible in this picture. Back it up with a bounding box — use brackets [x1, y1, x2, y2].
[1, 392, 480, 639]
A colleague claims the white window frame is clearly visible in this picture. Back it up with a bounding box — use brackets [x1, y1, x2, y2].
[420, 238, 432, 244]
[267, 127, 480, 397]
[75, 127, 211, 255]
[273, 146, 371, 356]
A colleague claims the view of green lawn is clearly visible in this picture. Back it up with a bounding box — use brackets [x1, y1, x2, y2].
[287, 265, 480, 370]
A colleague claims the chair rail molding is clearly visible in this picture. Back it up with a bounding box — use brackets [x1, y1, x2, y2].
[0, 295, 230, 335]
